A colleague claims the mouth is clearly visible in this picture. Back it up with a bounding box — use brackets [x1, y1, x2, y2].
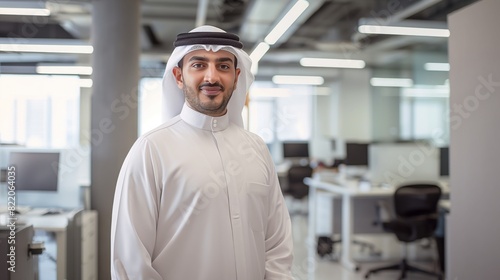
[199, 84, 224, 96]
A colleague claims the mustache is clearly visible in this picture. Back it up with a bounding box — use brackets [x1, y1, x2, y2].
[199, 82, 224, 91]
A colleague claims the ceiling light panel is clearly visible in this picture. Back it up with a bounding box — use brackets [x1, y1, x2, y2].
[264, 0, 309, 45]
[424, 63, 450, 71]
[358, 25, 449, 37]
[272, 75, 324, 85]
[0, 44, 94, 54]
[0, 7, 50, 16]
[36, 65, 93, 75]
[300, 58, 365, 69]
[370, 77, 413, 87]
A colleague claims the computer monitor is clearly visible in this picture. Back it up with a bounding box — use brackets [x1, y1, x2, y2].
[369, 143, 439, 185]
[0, 169, 6, 183]
[439, 147, 449, 177]
[282, 142, 309, 158]
[345, 142, 369, 166]
[8, 151, 60, 191]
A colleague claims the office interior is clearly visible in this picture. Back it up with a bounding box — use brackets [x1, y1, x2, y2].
[1, 0, 499, 279]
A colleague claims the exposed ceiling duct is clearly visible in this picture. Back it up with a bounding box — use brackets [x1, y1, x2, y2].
[0, 0, 480, 75]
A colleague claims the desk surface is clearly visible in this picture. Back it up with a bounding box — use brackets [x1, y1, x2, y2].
[19, 214, 69, 231]
[275, 161, 292, 177]
[0, 208, 76, 231]
[439, 199, 451, 212]
[306, 172, 451, 197]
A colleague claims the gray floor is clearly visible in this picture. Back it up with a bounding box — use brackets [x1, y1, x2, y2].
[288, 206, 443, 280]
[35, 198, 442, 280]
[35, 231, 57, 280]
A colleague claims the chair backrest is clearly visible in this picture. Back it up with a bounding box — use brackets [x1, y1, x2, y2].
[394, 183, 442, 218]
[286, 165, 313, 199]
[287, 165, 313, 184]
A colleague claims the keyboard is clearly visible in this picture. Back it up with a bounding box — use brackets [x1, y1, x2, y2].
[42, 209, 64, 215]
[26, 208, 50, 216]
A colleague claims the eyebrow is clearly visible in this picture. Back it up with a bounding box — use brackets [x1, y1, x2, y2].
[188, 56, 235, 64]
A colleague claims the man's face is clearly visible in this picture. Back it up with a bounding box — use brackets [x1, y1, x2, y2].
[173, 49, 241, 117]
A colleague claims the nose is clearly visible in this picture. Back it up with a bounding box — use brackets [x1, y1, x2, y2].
[204, 63, 220, 84]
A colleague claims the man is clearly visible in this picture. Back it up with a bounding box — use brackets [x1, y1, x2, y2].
[111, 25, 294, 280]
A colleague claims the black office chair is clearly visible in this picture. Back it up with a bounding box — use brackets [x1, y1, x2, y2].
[365, 183, 443, 280]
[285, 165, 313, 215]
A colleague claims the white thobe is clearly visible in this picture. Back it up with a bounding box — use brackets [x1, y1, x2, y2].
[111, 104, 294, 280]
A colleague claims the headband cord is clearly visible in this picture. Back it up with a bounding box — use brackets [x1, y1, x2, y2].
[174, 32, 243, 49]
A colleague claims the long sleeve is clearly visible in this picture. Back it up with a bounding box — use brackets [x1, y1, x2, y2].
[111, 138, 163, 280]
[263, 148, 294, 279]
[111, 110, 293, 279]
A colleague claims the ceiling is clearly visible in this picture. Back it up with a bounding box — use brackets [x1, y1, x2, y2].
[0, 0, 478, 79]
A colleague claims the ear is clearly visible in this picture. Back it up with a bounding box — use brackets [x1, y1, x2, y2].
[172, 66, 184, 89]
[234, 68, 241, 88]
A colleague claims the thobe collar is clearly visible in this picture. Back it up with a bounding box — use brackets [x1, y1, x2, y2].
[180, 103, 230, 132]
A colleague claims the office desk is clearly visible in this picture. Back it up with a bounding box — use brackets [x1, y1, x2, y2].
[19, 211, 71, 280]
[305, 174, 450, 274]
[16, 209, 98, 280]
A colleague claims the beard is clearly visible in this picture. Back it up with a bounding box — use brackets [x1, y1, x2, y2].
[182, 83, 234, 117]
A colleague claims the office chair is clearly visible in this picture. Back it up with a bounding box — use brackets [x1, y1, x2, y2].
[365, 183, 443, 280]
[285, 165, 313, 215]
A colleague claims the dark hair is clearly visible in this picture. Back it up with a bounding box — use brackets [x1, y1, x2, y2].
[177, 55, 238, 69]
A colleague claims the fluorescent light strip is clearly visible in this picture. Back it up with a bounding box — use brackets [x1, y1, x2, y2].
[249, 42, 270, 64]
[264, 0, 309, 45]
[0, 44, 93, 54]
[272, 75, 324, 85]
[300, 57, 365, 69]
[424, 62, 450, 71]
[0, 8, 50, 16]
[358, 25, 450, 37]
[79, 79, 93, 88]
[370, 77, 413, 87]
[36, 65, 93, 75]
[402, 87, 449, 98]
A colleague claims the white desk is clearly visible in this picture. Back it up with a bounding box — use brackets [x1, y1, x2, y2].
[275, 161, 292, 177]
[439, 199, 451, 213]
[305, 173, 450, 275]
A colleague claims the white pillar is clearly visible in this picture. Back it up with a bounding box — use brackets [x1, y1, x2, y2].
[448, 0, 500, 278]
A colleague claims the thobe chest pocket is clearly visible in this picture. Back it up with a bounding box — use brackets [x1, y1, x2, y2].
[244, 182, 270, 233]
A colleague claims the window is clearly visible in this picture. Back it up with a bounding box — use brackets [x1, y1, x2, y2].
[248, 82, 312, 143]
[248, 99, 274, 142]
[138, 78, 163, 136]
[399, 87, 449, 145]
[0, 75, 80, 148]
[137, 79, 314, 144]
[275, 91, 312, 141]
